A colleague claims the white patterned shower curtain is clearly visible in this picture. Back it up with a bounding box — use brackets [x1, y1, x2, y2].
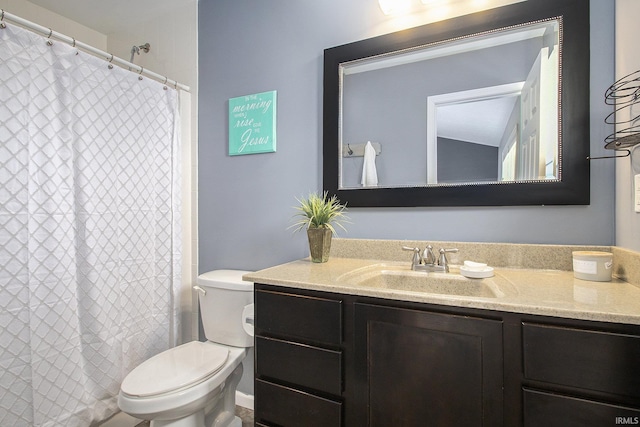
[0, 23, 182, 426]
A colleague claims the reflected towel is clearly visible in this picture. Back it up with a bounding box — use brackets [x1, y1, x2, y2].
[361, 141, 378, 187]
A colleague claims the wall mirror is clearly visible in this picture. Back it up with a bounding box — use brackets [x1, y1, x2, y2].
[323, 0, 590, 207]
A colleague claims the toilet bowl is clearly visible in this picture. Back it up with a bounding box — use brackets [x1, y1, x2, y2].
[118, 270, 254, 427]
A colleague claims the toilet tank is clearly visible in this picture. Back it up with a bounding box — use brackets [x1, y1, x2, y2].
[196, 270, 254, 348]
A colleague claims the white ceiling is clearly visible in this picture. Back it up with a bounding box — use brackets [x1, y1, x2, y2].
[437, 96, 519, 147]
[27, 0, 189, 34]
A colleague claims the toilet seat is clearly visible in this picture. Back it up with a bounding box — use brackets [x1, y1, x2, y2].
[121, 341, 229, 397]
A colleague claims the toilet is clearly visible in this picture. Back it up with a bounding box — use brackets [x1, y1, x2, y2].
[118, 270, 254, 427]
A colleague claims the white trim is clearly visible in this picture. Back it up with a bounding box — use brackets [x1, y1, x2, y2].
[236, 391, 254, 410]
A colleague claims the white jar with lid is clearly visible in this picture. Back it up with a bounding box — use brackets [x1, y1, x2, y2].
[572, 251, 613, 282]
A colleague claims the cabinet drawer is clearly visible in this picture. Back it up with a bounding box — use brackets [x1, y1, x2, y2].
[523, 322, 640, 398]
[256, 379, 342, 427]
[524, 388, 640, 427]
[256, 289, 342, 345]
[256, 336, 342, 395]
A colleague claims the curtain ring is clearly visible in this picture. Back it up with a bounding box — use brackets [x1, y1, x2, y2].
[108, 53, 114, 69]
[0, 10, 5, 29]
[72, 38, 76, 47]
[46, 28, 53, 46]
[138, 66, 144, 75]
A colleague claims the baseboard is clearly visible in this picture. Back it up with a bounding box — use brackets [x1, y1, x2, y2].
[235, 391, 254, 410]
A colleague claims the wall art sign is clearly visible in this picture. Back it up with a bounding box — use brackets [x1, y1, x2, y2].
[228, 90, 277, 155]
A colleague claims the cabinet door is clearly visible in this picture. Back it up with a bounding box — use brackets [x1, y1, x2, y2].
[255, 289, 342, 346]
[524, 388, 640, 427]
[523, 322, 640, 398]
[256, 379, 342, 427]
[256, 336, 342, 395]
[353, 303, 503, 427]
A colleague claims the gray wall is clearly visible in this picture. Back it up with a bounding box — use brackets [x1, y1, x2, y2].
[198, 0, 615, 273]
[615, 0, 640, 252]
[437, 138, 498, 183]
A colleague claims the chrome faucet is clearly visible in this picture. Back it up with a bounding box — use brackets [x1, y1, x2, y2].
[402, 245, 459, 273]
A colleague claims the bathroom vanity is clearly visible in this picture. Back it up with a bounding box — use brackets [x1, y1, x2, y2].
[246, 239, 640, 427]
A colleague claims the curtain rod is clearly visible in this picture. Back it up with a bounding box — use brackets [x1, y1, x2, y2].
[0, 9, 190, 92]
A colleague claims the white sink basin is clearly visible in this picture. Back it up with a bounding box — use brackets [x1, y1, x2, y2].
[337, 264, 516, 299]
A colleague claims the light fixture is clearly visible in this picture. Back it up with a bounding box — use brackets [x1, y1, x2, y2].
[378, 0, 413, 15]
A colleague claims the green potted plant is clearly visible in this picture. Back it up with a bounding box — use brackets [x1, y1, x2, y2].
[290, 191, 348, 263]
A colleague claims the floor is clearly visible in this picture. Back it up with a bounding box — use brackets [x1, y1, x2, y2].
[134, 406, 254, 426]
[235, 406, 255, 427]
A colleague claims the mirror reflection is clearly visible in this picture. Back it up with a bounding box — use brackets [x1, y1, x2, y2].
[339, 19, 560, 189]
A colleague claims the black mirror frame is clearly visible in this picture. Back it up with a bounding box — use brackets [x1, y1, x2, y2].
[323, 0, 590, 207]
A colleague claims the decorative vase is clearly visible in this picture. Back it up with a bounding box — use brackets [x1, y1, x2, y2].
[307, 227, 332, 263]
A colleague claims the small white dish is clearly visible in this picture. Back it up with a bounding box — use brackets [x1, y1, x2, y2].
[460, 266, 494, 279]
[463, 260, 488, 271]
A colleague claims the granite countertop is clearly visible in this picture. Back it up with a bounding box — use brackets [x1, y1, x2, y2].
[244, 239, 640, 325]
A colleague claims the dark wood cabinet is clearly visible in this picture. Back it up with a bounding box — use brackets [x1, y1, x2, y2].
[523, 388, 640, 427]
[254, 284, 640, 426]
[255, 379, 342, 427]
[520, 321, 640, 426]
[353, 303, 503, 426]
[255, 288, 344, 426]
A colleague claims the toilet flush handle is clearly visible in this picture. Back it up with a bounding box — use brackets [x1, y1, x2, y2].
[193, 285, 206, 296]
[242, 303, 255, 337]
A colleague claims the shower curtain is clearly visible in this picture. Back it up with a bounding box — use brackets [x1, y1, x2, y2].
[0, 23, 182, 426]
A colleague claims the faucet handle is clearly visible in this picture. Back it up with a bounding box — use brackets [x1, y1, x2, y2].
[437, 248, 459, 271]
[401, 246, 422, 266]
[439, 247, 459, 254]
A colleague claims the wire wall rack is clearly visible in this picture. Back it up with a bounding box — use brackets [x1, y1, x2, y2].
[590, 69, 640, 160]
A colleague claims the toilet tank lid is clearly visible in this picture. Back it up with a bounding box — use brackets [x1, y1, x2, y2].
[197, 269, 253, 291]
